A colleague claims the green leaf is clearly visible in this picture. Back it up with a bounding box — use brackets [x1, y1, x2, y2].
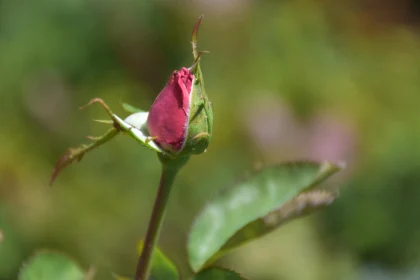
[137, 241, 179, 280]
[188, 161, 343, 272]
[19, 251, 85, 280]
[222, 189, 337, 253]
[193, 267, 247, 280]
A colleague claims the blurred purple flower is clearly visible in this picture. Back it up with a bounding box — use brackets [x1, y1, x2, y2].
[243, 94, 356, 165]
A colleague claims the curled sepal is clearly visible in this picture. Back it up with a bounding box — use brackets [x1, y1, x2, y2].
[50, 98, 121, 185]
[86, 98, 165, 154]
[178, 15, 213, 157]
[121, 102, 145, 114]
[50, 98, 164, 185]
[191, 15, 203, 60]
[50, 128, 119, 185]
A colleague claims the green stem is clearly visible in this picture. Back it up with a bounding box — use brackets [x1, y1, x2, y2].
[135, 155, 189, 280]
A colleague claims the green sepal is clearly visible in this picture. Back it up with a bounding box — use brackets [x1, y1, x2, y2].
[50, 128, 119, 185]
[113, 112, 165, 154]
[121, 102, 145, 114]
[177, 16, 213, 157]
[50, 98, 167, 185]
[178, 63, 213, 157]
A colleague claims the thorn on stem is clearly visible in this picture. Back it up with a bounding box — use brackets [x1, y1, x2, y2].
[80, 98, 113, 118]
[93, 119, 113, 124]
[145, 136, 158, 144]
[189, 50, 210, 72]
[86, 135, 101, 141]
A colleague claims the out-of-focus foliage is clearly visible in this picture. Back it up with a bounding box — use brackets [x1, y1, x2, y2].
[0, 0, 420, 279]
[18, 251, 85, 280]
[193, 267, 246, 280]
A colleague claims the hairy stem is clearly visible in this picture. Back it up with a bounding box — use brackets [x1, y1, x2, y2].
[135, 155, 189, 280]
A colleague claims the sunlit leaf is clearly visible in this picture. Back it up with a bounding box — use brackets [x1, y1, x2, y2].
[188, 161, 343, 271]
[221, 189, 338, 253]
[193, 267, 247, 280]
[19, 251, 85, 280]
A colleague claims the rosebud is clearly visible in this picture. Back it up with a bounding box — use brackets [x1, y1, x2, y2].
[147, 18, 213, 157]
[147, 63, 213, 157]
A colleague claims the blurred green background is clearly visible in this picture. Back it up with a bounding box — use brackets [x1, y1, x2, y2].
[1, 0, 420, 279]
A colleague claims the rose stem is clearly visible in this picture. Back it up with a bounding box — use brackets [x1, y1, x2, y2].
[135, 155, 189, 280]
